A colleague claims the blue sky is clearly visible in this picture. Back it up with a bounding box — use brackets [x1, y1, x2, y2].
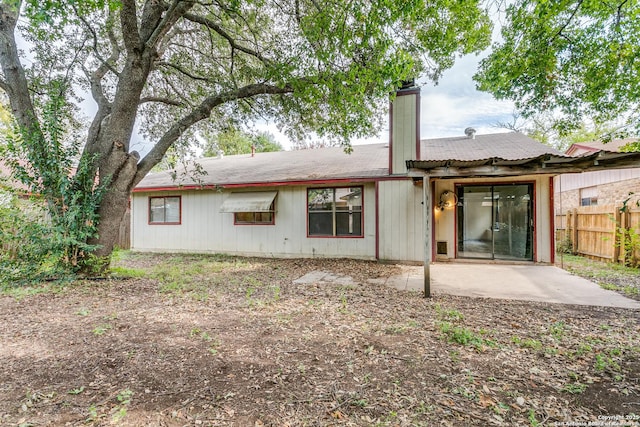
[255, 52, 517, 150]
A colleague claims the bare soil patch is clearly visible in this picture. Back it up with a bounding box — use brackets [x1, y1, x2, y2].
[1, 253, 639, 426]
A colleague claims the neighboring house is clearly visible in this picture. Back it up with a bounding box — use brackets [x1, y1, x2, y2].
[555, 139, 640, 212]
[131, 85, 640, 288]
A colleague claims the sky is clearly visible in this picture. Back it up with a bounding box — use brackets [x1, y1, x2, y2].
[252, 51, 517, 150]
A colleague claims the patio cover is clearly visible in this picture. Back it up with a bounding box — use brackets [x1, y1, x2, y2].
[407, 150, 640, 177]
[219, 191, 277, 212]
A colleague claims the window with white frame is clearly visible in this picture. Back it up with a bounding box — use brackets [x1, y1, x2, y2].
[307, 187, 362, 237]
[580, 186, 598, 206]
[149, 196, 181, 224]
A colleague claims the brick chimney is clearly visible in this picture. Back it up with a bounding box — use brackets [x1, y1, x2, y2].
[389, 80, 420, 174]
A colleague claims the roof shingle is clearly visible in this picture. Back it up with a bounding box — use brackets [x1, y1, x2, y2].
[135, 132, 563, 189]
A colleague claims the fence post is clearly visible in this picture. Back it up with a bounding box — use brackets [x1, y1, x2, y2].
[613, 206, 622, 264]
[571, 208, 579, 254]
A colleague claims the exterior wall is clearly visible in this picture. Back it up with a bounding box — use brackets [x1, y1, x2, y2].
[433, 175, 554, 263]
[377, 179, 424, 262]
[556, 169, 640, 192]
[131, 183, 378, 260]
[554, 172, 640, 214]
[390, 92, 418, 174]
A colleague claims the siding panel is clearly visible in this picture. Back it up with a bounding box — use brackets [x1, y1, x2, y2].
[377, 180, 423, 262]
[131, 185, 376, 259]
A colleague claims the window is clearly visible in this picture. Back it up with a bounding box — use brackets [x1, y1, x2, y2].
[219, 191, 277, 225]
[580, 186, 598, 207]
[308, 187, 362, 237]
[149, 196, 181, 224]
[234, 206, 274, 225]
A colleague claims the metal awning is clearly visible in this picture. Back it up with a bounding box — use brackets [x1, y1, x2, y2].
[219, 191, 277, 213]
[407, 150, 640, 177]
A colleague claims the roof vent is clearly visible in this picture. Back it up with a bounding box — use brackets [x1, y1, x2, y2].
[464, 127, 476, 139]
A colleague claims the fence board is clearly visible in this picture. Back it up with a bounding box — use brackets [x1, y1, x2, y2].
[555, 204, 640, 265]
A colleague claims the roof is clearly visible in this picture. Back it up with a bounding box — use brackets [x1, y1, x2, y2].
[565, 138, 638, 155]
[136, 143, 390, 190]
[420, 132, 564, 161]
[136, 132, 638, 190]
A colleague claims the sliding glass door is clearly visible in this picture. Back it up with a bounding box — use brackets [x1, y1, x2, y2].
[456, 184, 533, 260]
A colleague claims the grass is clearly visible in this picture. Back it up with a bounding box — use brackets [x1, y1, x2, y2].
[559, 255, 640, 299]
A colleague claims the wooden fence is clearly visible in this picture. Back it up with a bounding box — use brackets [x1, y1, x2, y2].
[555, 204, 640, 265]
[115, 208, 131, 250]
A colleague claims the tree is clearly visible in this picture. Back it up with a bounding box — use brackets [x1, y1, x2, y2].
[202, 128, 282, 157]
[475, 1, 640, 140]
[0, 0, 492, 270]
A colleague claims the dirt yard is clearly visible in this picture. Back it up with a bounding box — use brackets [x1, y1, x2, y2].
[1, 253, 639, 426]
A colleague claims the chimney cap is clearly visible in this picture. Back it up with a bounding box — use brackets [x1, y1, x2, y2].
[399, 79, 416, 90]
[464, 127, 477, 139]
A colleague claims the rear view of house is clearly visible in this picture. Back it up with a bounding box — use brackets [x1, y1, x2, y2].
[131, 84, 640, 267]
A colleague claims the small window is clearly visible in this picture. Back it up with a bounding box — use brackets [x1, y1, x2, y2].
[580, 186, 598, 207]
[149, 196, 181, 224]
[234, 205, 275, 225]
[219, 191, 277, 225]
[308, 187, 363, 237]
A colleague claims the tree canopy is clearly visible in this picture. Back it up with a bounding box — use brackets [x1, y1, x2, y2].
[202, 128, 282, 157]
[0, 0, 492, 268]
[475, 0, 640, 141]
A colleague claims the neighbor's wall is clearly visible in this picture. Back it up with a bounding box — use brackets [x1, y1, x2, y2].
[377, 179, 423, 262]
[131, 184, 377, 260]
[555, 172, 640, 214]
[433, 175, 553, 263]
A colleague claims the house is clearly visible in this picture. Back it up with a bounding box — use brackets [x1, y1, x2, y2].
[131, 84, 640, 294]
[555, 139, 640, 212]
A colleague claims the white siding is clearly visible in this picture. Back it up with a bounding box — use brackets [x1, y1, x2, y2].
[556, 169, 640, 192]
[377, 180, 423, 262]
[390, 94, 417, 174]
[131, 184, 377, 259]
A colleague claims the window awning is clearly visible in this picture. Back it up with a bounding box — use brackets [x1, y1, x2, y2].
[219, 191, 277, 213]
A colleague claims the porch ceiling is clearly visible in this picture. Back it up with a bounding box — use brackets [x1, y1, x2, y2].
[407, 150, 640, 177]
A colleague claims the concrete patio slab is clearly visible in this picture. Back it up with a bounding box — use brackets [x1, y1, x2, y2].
[384, 263, 640, 309]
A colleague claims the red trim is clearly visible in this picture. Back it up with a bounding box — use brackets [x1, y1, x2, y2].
[533, 182, 538, 262]
[453, 185, 458, 258]
[375, 180, 380, 260]
[430, 179, 436, 262]
[549, 176, 555, 264]
[306, 186, 364, 238]
[415, 90, 421, 161]
[233, 214, 275, 225]
[133, 176, 411, 193]
[388, 100, 394, 174]
[148, 195, 182, 225]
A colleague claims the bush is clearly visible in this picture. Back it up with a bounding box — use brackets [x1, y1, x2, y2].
[0, 191, 77, 286]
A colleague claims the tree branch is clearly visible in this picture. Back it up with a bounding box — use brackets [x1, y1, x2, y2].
[156, 60, 212, 81]
[145, 0, 195, 50]
[552, 0, 584, 43]
[0, 1, 41, 136]
[135, 82, 293, 182]
[120, 0, 142, 53]
[139, 96, 183, 106]
[182, 12, 270, 64]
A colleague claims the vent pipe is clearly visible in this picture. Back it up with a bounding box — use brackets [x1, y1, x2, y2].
[464, 127, 476, 139]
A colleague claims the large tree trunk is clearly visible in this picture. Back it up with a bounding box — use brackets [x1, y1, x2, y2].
[87, 126, 142, 265]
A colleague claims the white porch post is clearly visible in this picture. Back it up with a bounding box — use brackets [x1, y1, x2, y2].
[423, 176, 431, 297]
